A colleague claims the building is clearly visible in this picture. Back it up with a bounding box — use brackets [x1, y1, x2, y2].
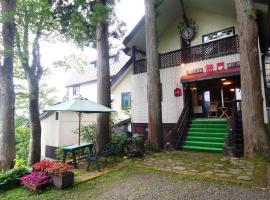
[40, 111, 96, 159]
[41, 52, 133, 159]
[65, 51, 132, 123]
[123, 0, 270, 154]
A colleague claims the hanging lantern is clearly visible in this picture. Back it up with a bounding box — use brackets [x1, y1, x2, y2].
[174, 88, 182, 97]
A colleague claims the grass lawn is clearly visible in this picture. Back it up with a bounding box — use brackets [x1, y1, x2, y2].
[1, 151, 269, 200]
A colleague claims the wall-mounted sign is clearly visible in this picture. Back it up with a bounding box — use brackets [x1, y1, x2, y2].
[186, 68, 203, 75]
[202, 27, 235, 43]
[174, 88, 182, 97]
[185, 61, 239, 76]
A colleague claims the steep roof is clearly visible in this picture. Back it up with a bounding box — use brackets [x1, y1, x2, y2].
[65, 52, 130, 87]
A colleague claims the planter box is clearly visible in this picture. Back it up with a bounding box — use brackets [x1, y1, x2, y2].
[51, 172, 74, 189]
[22, 182, 49, 191]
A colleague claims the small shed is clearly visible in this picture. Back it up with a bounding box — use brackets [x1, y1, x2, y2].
[40, 110, 96, 159]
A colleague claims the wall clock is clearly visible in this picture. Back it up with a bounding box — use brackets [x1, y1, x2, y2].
[181, 26, 195, 40]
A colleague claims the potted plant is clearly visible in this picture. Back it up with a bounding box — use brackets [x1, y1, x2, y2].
[20, 171, 51, 191]
[45, 162, 74, 189]
[33, 160, 74, 189]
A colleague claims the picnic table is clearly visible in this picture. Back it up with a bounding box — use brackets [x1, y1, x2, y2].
[62, 142, 94, 168]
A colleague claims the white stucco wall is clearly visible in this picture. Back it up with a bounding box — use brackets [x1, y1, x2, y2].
[158, 7, 238, 54]
[111, 66, 132, 121]
[131, 54, 240, 124]
[68, 81, 97, 102]
[41, 112, 60, 157]
[41, 111, 96, 158]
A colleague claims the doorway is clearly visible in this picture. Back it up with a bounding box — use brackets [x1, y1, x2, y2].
[184, 76, 241, 118]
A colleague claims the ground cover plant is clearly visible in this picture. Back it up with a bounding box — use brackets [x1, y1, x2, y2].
[0, 166, 30, 192]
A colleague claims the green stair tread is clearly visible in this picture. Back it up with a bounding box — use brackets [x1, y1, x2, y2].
[190, 124, 228, 128]
[188, 132, 226, 138]
[183, 145, 223, 152]
[191, 119, 227, 125]
[186, 136, 224, 142]
[185, 141, 224, 148]
[189, 128, 227, 133]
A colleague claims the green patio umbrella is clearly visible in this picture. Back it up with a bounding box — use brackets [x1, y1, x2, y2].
[44, 96, 114, 145]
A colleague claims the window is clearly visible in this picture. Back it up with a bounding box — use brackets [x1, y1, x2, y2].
[55, 112, 59, 120]
[121, 92, 131, 109]
[72, 86, 80, 96]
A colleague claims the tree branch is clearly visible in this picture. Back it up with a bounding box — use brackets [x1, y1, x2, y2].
[31, 27, 43, 80]
[15, 30, 31, 76]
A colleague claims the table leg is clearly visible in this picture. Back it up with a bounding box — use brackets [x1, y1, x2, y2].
[63, 151, 67, 163]
[72, 151, 78, 169]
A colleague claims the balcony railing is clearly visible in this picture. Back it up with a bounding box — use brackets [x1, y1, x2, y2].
[134, 35, 239, 74]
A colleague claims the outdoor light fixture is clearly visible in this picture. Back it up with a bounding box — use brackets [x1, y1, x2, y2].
[221, 78, 226, 81]
[223, 81, 232, 85]
[229, 88, 235, 92]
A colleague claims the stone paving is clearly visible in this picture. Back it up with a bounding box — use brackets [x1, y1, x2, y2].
[131, 151, 268, 187]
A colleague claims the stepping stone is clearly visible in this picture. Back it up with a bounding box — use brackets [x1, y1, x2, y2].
[172, 166, 186, 171]
[228, 169, 242, 175]
[202, 171, 214, 175]
[216, 173, 232, 178]
[189, 169, 199, 173]
[213, 163, 224, 167]
[215, 169, 226, 173]
[237, 176, 252, 181]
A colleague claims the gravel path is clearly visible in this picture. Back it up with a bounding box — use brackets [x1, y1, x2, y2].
[95, 171, 269, 200]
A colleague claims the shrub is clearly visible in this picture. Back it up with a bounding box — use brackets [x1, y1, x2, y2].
[112, 132, 129, 154]
[75, 123, 97, 143]
[15, 127, 30, 164]
[0, 166, 31, 191]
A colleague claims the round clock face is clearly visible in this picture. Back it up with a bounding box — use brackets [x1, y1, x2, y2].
[181, 26, 195, 40]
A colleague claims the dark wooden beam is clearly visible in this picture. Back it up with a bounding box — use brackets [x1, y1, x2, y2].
[266, 0, 270, 50]
[254, 0, 268, 4]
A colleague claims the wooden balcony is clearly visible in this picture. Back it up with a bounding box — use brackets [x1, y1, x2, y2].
[134, 35, 239, 74]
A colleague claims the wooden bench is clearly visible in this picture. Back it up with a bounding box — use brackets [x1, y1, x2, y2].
[86, 143, 117, 171]
[62, 142, 94, 169]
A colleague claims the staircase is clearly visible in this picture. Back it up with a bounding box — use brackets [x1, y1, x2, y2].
[183, 119, 228, 153]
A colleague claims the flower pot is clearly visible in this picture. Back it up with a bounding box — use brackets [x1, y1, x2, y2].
[51, 172, 74, 189]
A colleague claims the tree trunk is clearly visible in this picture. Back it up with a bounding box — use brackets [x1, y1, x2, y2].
[144, 0, 163, 150]
[96, 0, 111, 150]
[27, 77, 41, 164]
[0, 0, 16, 170]
[235, 0, 269, 157]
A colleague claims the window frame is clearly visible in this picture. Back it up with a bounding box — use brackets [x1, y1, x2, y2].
[72, 85, 80, 96]
[121, 92, 131, 110]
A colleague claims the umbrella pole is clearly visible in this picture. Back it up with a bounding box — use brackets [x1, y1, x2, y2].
[78, 112, 81, 145]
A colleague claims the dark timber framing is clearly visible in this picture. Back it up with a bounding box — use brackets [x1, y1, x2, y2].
[134, 35, 239, 74]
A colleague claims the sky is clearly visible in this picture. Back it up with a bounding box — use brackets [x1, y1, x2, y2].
[41, 0, 145, 101]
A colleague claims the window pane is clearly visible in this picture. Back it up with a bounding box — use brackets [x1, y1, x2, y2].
[121, 93, 131, 109]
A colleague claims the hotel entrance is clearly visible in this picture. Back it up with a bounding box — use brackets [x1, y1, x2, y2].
[184, 75, 241, 118]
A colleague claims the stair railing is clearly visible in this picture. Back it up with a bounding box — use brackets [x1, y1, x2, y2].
[225, 99, 242, 156]
[169, 103, 190, 149]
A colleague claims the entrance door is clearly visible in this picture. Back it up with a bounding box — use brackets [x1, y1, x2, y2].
[184, 76, 241, 118]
